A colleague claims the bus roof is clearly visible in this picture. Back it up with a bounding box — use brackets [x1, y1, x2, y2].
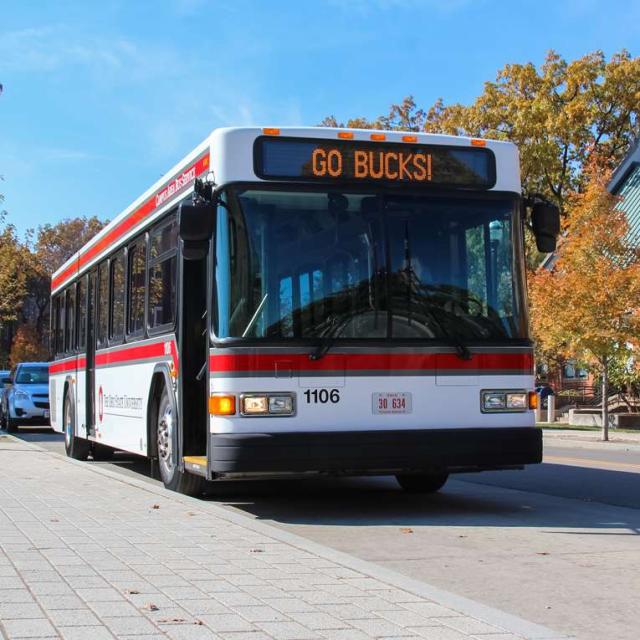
[51, 126, 520, 294]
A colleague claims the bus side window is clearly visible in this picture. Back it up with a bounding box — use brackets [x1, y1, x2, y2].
[97, 261, 109, 348]
[53, 295, 64, 357]
[148, 217, 177, 331]
[77, 277, 87, 351]
[65, 286, 76, 354]
[110, 251, 126, 342]
[128, 240, 146, 336]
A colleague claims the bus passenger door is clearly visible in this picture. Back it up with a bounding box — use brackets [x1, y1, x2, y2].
[177, 200, 215, 466]
[86, 270, 97, 437]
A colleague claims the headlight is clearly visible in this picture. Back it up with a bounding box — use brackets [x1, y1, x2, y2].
[14, 390, 30, 401]
[506, 392, 527, 409]
[481, 390, 530, 413]
[242, 396, 269, 415]
[482, 391, 506, 411]
[240, 393, 295, 416]
[268, 395, 294, 415]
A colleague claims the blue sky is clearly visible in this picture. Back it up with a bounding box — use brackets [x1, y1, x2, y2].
[1, 0, 639, 236]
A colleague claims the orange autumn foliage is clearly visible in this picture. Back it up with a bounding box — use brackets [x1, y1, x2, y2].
[529, 162, 640, 367]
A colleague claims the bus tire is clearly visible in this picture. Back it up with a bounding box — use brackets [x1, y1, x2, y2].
[156, 383, 204, 497]
[6, 417, 19, 433]
[63, 389, 89, 460]
[91, 443, 114, 461]
[395, 472, 449, 493]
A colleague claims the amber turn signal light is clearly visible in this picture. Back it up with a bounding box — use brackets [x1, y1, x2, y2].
[528, 391, 538, 410]
[209, 394, 236, 416]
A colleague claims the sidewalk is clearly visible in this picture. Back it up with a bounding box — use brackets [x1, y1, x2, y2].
[0, 434, 567, 640]
[543, 427, 640, 450]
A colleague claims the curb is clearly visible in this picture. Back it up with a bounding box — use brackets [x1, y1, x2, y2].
[6, 435, 571, 640]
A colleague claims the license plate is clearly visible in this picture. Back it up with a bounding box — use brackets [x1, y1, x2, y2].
[44, 410, 50, 419]
[372, 392, 412, 414]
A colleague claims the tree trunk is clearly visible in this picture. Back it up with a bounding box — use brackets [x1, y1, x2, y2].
[602, 359, 609, 442]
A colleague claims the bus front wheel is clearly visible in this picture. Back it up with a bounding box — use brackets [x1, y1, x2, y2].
[156, 384, 204, 497]
[395, 472, 449, 493]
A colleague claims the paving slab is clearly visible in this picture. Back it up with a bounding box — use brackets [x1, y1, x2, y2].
[0, 436, 567, 640]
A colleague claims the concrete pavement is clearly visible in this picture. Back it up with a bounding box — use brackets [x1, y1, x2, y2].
[0, 434, 566, 640]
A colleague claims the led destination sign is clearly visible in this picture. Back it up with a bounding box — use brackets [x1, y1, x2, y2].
[256, 137, 495, 188]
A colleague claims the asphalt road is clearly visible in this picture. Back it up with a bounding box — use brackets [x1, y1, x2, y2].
[6, 426, 640, 640]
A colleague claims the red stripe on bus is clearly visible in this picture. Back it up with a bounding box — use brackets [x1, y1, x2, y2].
[49, 357, 87, 374]
[209, 352, 533, 373]
[52, 153, 210, 291]
[94, 340, 179, 369]
[49, 339, 178, 373]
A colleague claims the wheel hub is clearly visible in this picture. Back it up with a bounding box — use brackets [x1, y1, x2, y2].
[157, 402, 174, 475]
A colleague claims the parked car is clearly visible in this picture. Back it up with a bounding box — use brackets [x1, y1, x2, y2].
[0, 370, 10, 426]
[0, 362, 50, 432]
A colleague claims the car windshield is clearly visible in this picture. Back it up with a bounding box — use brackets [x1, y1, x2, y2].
[16, 366, 49, 384]
[214, 187, 527, 342]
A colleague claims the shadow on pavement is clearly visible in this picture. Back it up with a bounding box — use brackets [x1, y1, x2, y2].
[7, 426, 640, 534]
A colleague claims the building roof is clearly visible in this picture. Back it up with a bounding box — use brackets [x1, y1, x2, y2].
[608, 138, 640, 194]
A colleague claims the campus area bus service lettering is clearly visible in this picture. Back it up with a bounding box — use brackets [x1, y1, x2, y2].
[49, 126, 545, 497]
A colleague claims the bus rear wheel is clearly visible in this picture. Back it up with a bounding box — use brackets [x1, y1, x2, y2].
[395, 472, 449, 493]
[156, 384, 204, 497]
[64, 390, 90, 460]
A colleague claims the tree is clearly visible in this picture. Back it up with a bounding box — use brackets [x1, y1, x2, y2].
[322, 49, 640, 220]
[0, 216, 30, 366]
[528, 161, 640, 441]
[9, 324, 48, 365]
[26, 216, 108, 351]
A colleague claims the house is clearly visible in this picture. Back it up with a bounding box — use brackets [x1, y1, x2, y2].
[608, 138, 640, 236]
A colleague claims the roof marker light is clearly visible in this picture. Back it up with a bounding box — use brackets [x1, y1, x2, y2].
[402, 135, 418, 143]
[370, 133, 386, 141]
[263, 128, 280, 136]
[471, 138, 486, 147]
[337, 131, 354, 139]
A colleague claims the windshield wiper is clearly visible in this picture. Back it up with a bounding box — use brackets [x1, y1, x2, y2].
[418, 302, 472, 361]
[309, 314, 344, 361]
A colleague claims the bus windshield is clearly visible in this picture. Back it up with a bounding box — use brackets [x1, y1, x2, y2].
[214, 187, 527, 343]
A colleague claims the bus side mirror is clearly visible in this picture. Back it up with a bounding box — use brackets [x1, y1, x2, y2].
[531, 203, 560, 253]
[178, 201, 216, 260]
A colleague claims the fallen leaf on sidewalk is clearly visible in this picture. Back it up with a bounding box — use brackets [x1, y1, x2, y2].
[249, 548, 264, 553]
[536, 552, 550, 556]
[125, 589, 140, 594]
[143, 603, 159, 611]
[158, 618, 187, 624]
[400, 528, 413, 534]
[151, 504, 160, 509]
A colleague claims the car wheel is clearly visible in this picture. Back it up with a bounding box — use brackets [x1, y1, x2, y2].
[63, 389, 89, 460]
[395, 472, 449, 493]
[156, 383, 204, 497]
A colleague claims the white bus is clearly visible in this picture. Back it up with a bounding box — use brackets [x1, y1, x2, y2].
[50, 127, 559, 496]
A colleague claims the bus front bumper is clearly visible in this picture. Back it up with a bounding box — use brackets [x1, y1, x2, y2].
[208, 427, 542, 477]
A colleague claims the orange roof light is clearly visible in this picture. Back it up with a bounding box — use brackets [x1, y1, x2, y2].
[209, 394, 236, 416]
[402, 135, 418, 143]
[337, 131, 354, 139]
[370, 133, 386, 141]
[262, 128, 280, 136]
[471, 138, 486, 147]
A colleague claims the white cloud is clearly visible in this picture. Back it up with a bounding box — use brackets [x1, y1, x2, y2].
[0, 25, 180, 80]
